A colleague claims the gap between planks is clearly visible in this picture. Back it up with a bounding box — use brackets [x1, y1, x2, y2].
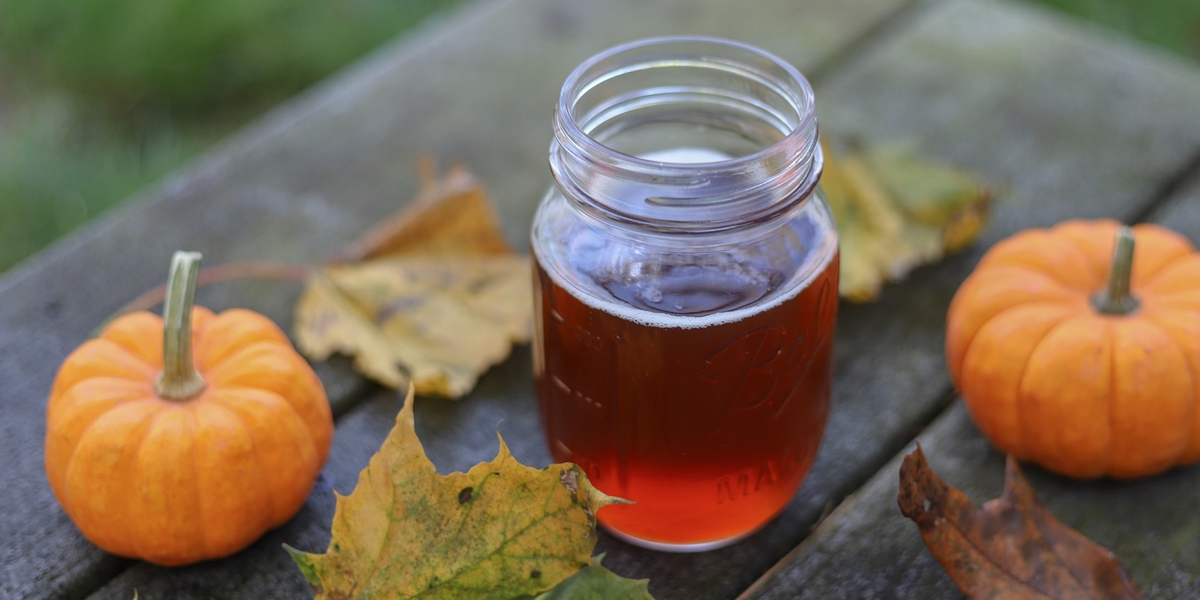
[62, 1, 940, 597]
[734, 385, 958, 600]
[734, 144, 1200, 600]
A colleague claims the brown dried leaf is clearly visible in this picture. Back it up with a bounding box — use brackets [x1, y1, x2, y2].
[293, 165, 532, 398]
[898, 446, 1144, 600]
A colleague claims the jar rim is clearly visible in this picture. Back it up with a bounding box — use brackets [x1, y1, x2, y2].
[550, 36, 822, 234]
[557, 35, 816, 172]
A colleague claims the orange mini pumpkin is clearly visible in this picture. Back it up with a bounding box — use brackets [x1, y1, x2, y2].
[947, 220, 1200, 478]
[46, 252, 333, 565]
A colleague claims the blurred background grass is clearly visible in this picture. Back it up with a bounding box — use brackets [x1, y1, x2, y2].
[0, 0, 1196, 274]
[0, 0, 466, 273]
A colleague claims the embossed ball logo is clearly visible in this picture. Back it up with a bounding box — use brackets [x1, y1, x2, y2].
[702, 280, 834, 418]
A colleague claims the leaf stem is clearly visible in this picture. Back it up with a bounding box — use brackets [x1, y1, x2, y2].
[154, 252, 208, 401]
[115, 261, 313, 317]
[1091, 226, 1140, 316]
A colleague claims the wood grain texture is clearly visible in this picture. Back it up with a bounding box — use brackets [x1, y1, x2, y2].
[0, 0, 913, 598]
[743, 400, 1200, 599]
[87, 0, 1200, 598]
[742, 1, 1200, 595]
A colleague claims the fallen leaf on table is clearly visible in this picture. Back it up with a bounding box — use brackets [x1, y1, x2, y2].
[286, 385, 625, 599]
[822, 142, 991, 301]
[531, 554, 653, 599]
[334, 164, 513, 263]
[293, 165, 533, 397]
[898, 445, 1144, 600]
[294, 145, 985, 392]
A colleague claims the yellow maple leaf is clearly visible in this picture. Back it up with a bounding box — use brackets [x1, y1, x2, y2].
[293, 166, 532, 397]
[285, 385, 623, 599]
[823, 142, 992, 302]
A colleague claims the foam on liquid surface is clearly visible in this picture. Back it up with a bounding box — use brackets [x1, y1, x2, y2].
[535, 146, 837, 330]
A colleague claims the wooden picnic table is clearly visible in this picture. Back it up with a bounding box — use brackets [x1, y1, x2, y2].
[4, 0, 1200, 597]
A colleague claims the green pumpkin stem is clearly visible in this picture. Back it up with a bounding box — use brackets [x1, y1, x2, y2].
[155, 251, 208, 401]
[1092, 226, 1140, 316]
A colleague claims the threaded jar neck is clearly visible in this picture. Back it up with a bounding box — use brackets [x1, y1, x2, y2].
[550, 36, 821, 235]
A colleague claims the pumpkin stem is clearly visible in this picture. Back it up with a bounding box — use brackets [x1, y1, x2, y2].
[1091, 226, 1140, 316]
[155, 251, 208, 401]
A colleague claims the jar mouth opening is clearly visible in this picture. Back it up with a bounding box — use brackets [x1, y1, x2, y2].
[551, 36, 821, 233]
[557, 36, 816, 172]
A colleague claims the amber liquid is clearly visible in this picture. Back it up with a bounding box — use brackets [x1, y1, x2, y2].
[534, 253, 838, 547]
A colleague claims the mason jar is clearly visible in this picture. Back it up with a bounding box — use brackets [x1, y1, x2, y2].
[531, 37, 838, 551]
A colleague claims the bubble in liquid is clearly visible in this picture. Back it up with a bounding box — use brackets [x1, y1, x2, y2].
[643, 287, 663, 303]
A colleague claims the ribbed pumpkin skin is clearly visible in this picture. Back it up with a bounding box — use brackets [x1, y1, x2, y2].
[45, 307, 333, 566]
[947, 220, 1200, 479]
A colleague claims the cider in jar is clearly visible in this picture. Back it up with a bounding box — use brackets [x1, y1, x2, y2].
[532, 37, 837, 551]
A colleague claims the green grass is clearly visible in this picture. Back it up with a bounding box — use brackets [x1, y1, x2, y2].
[0, 0, 1196, 274]
[0, 90, 208, 269]
[0, 0, 465, 273]
[0, 0, 465, 112]
[1027, 0, 1200, 62]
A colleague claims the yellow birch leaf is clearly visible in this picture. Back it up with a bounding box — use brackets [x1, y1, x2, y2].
[823, 142, 991, 301]
[293, 165, 532, 397]
[285, 385, 623, 600]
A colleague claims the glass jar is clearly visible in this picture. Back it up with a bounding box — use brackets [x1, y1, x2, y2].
[531, 37, 838, 551]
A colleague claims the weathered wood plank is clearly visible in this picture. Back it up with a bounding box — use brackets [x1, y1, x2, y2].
[79, 354, 544, 600]
[0, 0, 915, 598]
[740, 12, 1200, 600]
[582, 0, 1200, 595]
[81, 1, 1200, 599]
[742, 405, 989, 600]
[323, 0, 1200, 598]
[73, 479, 341, 600]
[1152, 178, 1200, 232]
[744, 376, 1200, 598]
